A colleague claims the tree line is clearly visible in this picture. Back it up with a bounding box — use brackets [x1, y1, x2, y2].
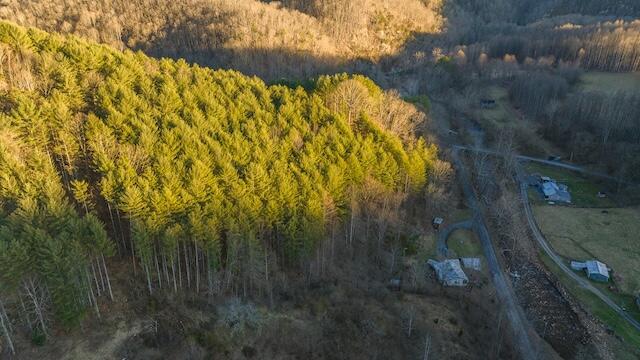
[0, 21, 438, 352]
[0, 0, 442, 80]
[506, 70, 640, 181]
[461, 19, 640, 73]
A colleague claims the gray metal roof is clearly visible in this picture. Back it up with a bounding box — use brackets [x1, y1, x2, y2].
[586, 260, 609, 278]
[461, 257, 481, 271]
[428, 259, 469, 286]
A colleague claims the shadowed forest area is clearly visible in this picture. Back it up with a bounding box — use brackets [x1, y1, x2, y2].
[0, 0, 639, 359]
[0, 0, 443, 79]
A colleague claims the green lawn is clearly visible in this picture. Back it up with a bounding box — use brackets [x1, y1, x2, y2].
[539, 252, 640, 358]
[525, 162, 616, 207]
[447, 229, 482, 258]
[578, 72, 640, 93]
[533, 205, 640, 295]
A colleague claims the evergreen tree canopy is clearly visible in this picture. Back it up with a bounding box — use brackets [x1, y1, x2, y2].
[0, 21, 439, 332]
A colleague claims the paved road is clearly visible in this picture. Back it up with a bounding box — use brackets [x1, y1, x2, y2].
[454, 144, 640, 333]
[451, 149, 538, 360]
[453, 145, 638, 186]
[436, 220, 473, 257]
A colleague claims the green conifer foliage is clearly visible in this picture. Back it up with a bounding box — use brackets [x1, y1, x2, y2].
[0, 21, 440, 335]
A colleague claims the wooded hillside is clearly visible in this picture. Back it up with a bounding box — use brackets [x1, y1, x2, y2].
[0, 21, 438, 352]
[0, 0, 443, 79]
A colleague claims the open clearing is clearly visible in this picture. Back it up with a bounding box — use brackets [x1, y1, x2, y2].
[525, 162, 616, 207]
[578, 72, 640, 93]
[477, 86, 512, 125]
[447, 229, 483, 258]
[533, 205, 640, 295]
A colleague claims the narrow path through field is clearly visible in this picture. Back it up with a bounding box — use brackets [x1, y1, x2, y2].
[451, 148, 539, 360]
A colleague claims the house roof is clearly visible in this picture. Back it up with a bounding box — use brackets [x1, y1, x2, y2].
[428, 259, 468, 284]
[586, 260, 609, 278]
[542, 182, 559, 196]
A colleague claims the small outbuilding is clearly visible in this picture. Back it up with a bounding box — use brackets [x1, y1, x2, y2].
[432, 217, 444, 230]
[570, 260, 610, 282]
[461, 257, 481, 271]
[480, 99, 496, 109]
[428, 259, 469, 287]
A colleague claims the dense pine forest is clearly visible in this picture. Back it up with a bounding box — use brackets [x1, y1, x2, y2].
[0, 21, 438, 353]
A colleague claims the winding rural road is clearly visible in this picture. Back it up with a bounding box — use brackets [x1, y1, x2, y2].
[514, 162, 640, 332]
[451, 148, 539, 360]
[454, 144, 640, 333]
[454, 145, 638, 185]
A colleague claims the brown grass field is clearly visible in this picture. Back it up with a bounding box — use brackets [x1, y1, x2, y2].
[578, 72, 640, 93]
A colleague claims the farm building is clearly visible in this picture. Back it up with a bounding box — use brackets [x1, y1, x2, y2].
[428, 259, 469, 287]
[538, 177, 571, 203]
[570, 260, 610, 282]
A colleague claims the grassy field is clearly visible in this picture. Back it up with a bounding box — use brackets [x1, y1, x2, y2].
[525, 162, 616, 207]
[578, 72, 640, 93]
[539, 252, 640, 358]
[449, 207, 473, 224]
[533, 205, 640, 295]
[477, 86, 512, 125]
[447, 229, 483, 258]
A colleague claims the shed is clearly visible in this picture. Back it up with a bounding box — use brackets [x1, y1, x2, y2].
[585, 260, 609, 282]
[428, 259, 469, 287]
[480, 99, 496, 108]
[432, 217, 444, 230]
[461, 257, 481, 271]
